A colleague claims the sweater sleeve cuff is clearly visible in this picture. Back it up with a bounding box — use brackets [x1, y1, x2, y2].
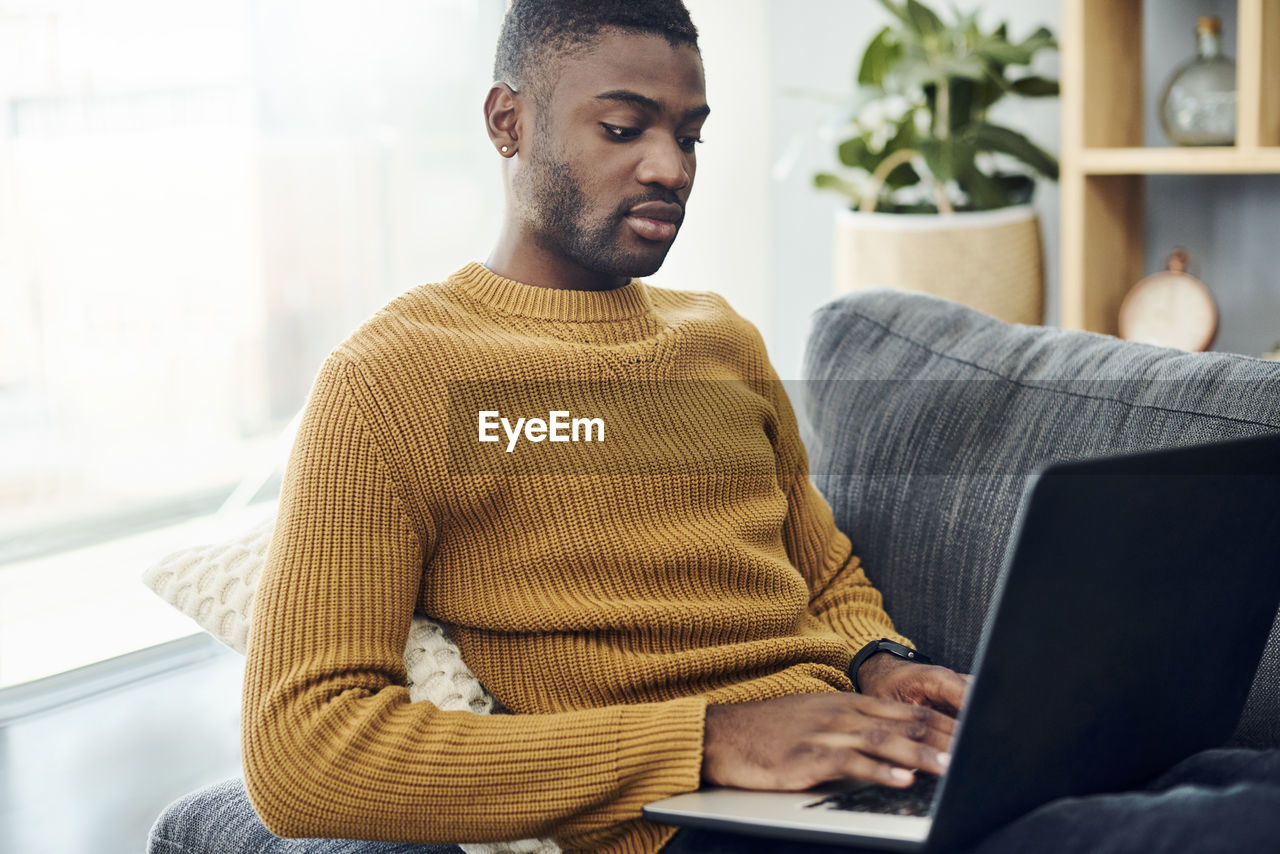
[614, 695, 708, 804]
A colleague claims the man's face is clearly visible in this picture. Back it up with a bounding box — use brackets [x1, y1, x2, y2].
[513, 31, 708, 279]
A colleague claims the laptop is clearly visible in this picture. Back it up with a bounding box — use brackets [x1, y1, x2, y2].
[644, 432, 1280, 852]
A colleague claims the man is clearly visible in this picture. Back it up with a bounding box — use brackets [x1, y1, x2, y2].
[233, 2, 967, 853]
[148, 4, 1280, 854]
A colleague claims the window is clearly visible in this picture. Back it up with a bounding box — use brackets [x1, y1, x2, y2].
[0, 0, 507, 687]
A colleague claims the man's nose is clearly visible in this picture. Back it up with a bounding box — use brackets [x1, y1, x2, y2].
[635, 139, 691, 191]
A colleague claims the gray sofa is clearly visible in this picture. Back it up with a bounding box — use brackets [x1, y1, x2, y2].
[150, 289, 1280, 852]
[799, 289, 1280, 748]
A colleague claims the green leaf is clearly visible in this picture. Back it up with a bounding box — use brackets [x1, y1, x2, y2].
[992, 172, 1037, 205]
[970, 74, 1007, 114]
[896, 55, 946, 89]
[938, 54, 988, 80]
[885, 114, 919, 150]
[884, 160, 922, 189]
[837, 136, 876, 171]
[951, 136, 978, 177]
[877, 0, 914, 30]
[915, 136, 977, 206]
[957, 162, 1011, 209]
[881, 123, 922, 188]
[858, 26, 901, 87]
[976, 40, 1033, 66]
[970, 122, 1060, 180]
[814, 172, 864, 203]
[947, 78, 976, 130]
[1019, 26, 1058, 53]
[1010, 76, 1060, 97]
[916, 138, 952, 184]
[906, 0, 945, 37]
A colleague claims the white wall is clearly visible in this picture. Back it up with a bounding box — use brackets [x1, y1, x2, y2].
[649, 0, 773, 338]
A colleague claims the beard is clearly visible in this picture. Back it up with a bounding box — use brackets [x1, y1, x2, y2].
[515, 144, 678, 280]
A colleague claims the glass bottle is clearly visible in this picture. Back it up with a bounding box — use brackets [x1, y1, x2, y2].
[1159, 16, 1237, 146]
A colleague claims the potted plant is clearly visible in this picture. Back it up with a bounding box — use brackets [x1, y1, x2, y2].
[815, 0, 1060, 324]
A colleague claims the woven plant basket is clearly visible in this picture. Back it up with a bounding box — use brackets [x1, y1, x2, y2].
[833, 204, 1045, 325]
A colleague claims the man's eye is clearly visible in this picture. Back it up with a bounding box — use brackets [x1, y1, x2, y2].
[679, 137, 704, 153]
[602, 123, 640, 140]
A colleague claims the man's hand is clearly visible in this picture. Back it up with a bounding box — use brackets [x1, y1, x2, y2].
[701, 693, 954, 791]
[857, 653, 972, 717]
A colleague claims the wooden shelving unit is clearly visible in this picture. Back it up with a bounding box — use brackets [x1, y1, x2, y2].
[1060, 0, 1280, 334]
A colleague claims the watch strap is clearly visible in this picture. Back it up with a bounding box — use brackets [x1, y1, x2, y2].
[848, 638, 932, 693]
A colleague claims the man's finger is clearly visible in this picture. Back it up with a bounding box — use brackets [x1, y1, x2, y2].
[828, 697, 956, 753]
[831, 749, 918, 789]
[808, 733, 950, 781]
[919, 670, 968, 716]
[885, 716, 954, 755]
[850, 730, 949, 778]
[830, 699, 956, 756]
[855, 694, 959, 736]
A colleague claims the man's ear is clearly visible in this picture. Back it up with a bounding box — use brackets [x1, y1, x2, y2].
[484, 83, 521, 157]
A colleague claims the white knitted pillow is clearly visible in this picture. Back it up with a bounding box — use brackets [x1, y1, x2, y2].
[141, 519, 559, 854]
[142, 517, 275, 656]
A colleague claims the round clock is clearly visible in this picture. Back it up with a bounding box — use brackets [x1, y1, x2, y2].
[1118, 249, 1218, 352]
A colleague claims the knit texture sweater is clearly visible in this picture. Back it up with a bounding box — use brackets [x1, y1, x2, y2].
[241, 262, 911, 854]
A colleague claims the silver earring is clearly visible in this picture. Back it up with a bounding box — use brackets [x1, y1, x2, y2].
[501, 145, 510, 154]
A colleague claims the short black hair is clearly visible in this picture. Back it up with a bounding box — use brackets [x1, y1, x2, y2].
[494, 0, 699, 107]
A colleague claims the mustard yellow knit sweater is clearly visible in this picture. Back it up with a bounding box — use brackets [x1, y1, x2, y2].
[242, 263, 910, 854]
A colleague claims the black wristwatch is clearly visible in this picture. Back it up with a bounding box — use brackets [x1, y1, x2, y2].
[848, 638, 932, 693]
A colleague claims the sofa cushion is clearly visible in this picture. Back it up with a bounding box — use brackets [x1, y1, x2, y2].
[800, 289, 1280, 748]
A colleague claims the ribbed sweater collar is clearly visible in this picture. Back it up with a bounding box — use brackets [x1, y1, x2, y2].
[450, 262, 654, 323]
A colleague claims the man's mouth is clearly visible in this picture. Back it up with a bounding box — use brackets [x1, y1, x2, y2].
[624, 201, 683, 242]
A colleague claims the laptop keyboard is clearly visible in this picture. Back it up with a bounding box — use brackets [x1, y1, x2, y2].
[804, 775, 939, 817]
